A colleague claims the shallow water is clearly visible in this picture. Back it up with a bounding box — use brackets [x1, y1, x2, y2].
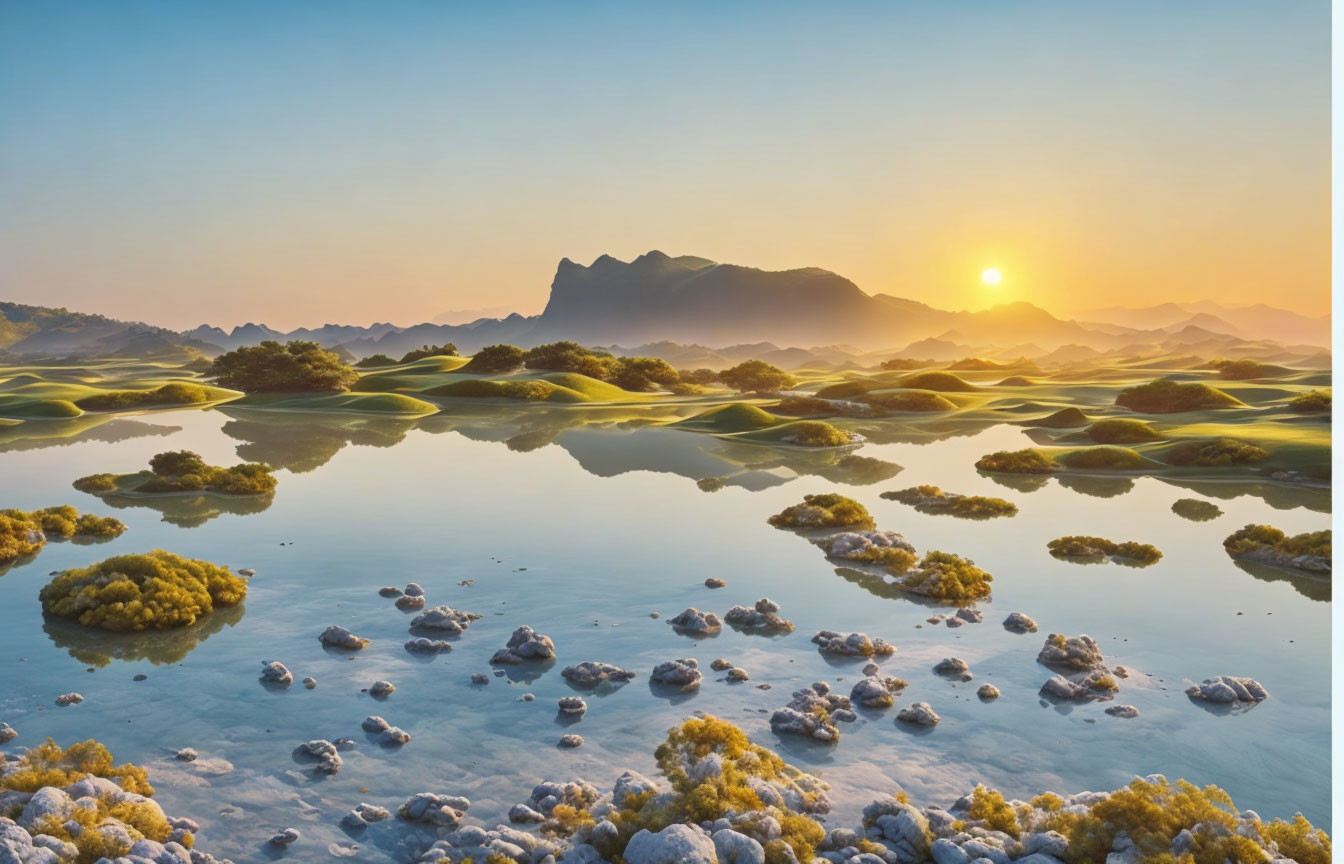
[0, 408, 1330, 860]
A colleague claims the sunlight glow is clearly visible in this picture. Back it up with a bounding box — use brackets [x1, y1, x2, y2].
[981, 267, 1002, 287]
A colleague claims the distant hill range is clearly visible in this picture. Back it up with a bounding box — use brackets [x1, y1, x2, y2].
[0, 251, 1330, 369]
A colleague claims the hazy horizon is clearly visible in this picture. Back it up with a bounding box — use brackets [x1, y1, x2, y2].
[1, 1, 1329, 330]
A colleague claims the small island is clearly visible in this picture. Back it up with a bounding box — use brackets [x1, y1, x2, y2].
[1048, 536, 1163, 566]
[0, 505, 126, 566]
[880, 485, 1017, 519]
[767, 493, 875, 530]
[74, 450, 277, 497]
[40, 549, 248, 630]
[1223, 524, 1331, 574]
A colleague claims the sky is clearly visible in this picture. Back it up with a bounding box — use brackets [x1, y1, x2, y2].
[0, 1, 1330, 330]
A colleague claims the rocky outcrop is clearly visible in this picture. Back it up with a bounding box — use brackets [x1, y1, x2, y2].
[259, 661, 293, 686]
[490, 626, 556, 664]
[1036, 634, 1104, 670]
[1003, 612, 1038, 633]
[562, 661, 636, 687]
[410, 604, 481, 634]
[812, 630, 896, 658]
[1185, 676, 1269, 708]
[667, 607, 722, 636]
[723, 598, 794, 634]
[896, 702, 940, 726]
[770, 682, 853, 741]
[650, 658, 702, 691]
[399, 792, 470, 827]
[850, 675, 907, 708]
[319, 625, 369, 650]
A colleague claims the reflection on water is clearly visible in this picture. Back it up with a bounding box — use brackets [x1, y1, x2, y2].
[1055, 474, 1135, 499]
[42, 603, 246, 666]
[220, 409, 417, 473]
[981, 470, 1052, 493]
[1157, 477, 1330, 514]
[98, 490, 274, 528]
[1232, 559, 1330, 602]
[0, 416, 180, 453]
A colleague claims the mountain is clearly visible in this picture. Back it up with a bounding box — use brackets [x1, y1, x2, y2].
[1076, 301, 1327, 346]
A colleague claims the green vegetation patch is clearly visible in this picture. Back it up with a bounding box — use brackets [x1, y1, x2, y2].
[1058, 446, 1152, 471]
[898, 371, 976, 392]
[208, 340, 359, 393]
[1085, 418, 1162, 444]
[425, 378, 589, 403]
[0, 394, 82, 419]
[768, 493, 875, 530]
[1289, 389, 1331, 413]
[862, 390, 957, 412]
[900, 550, 994, 602]
[1224, 524, 1331, 560]
[1162, 437, 1268, 467]
[74, 381, 233, 412]
[459, 344, 526, 374]
[1171, 498, 1223, 522]
[880, 485, 1017, 519]
[976, 448, 1058, 474]
[0, 510, 45, 564]
[1021, 407, 1089, 428]
[737, 420, 855, 447]
[719, 360, 795, 394]
[40, 549, 247, 631]
[1213, 359, 1293, 380]
[1115, 379, 1243, 413]
[674, 403, 785, 434]
[75, 450, 277, 497]
[1047, 535, 1163, 566]
[0, 505, 126, 566]
[235, 391, 438, 415]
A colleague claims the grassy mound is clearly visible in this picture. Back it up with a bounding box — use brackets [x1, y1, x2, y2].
[898, 371, 976, 392]
[900, 550, 994, 602]
[1022, 407, 1089, 428]
[813, 380, 879, 400]
[40, 549, 247, 630]
[1171, 498, 1223, 521]
[1059, 446, 1151, 470]
[674, 403, 785, 434]
[997, 375, 1034, 386]
[536, 372, 638, 401]
[76, 450, 276, 497]
[1213, 359, 1293, 380]
[862, 390, 957, 412]
[74, 381, 231, 411]
[1047, 536, 1163, 566]
[1086, 418, 1162, 443]
[947, 357, 1006, 371]
[236, 391, 438, 415]
[425, 378, 589, 403]
[768, 493, 874, 530]
[976, 448, 1057, 474]
[1162, 437, 1268, 467]
[1224, 524, 1331, 559]
[772, 396, 838, 416]
[1289, 390, 1331, 413]
[880, 486, 1017, 519]
[1115, 379, 1243, 413]
[738, 420, 855, 447]
[0, 394, 82, 418]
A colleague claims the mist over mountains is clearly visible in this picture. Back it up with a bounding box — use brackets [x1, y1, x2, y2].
[0, 252, 1330, 369]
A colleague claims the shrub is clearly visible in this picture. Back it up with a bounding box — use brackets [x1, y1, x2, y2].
[354, 353, 397, 368]
[1163, 437, 1268, 467]
[1289, 389, 1330, 413]
[26, 506, 125, 540]
[901, 551, 994, 602]
[208, 340, 358, 393]
[879, 358, 928, 370]
[77, 382, 215, 411]
[149, 450, 207, 477]
[1059, 446, 1148, 470]
[460, 344, 525, 374]
[0, 511, 43, 564]
[523, 341, 618, 377]
[72, 473, 118, 493]
[680, 368, 720, 385]
[40, 549, 247, 631]
[1, 737, 153, 796]
[427, 379, 570, 401]
[862, 390, 956, 412]
[116, 451, 278, 496]
[1213, 359, 1286, 380]
[399, 343, 458, 363]
[1115, 379, 1242, 413]
[880, 486, 1017, 519]
[963, 784, 1021, 837]
[976, 449, 1057, 473]
[1223, 524, 1331, 559]
[773, 396, 836, 416]
[612, 356, 680, 391]
[780, 421, 852, 447]
[1027, 407, 1089, 428]
[720, 360, 795, 393]
[1086, 418, 1162, 443]
[1171, 498, 1222, 521]
[1047, 536, 1162, 566]
[897, 371, 975, 392]
[768, 493, 875, 530]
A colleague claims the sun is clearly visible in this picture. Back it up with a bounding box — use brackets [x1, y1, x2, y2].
[980, 267, 1002, 287]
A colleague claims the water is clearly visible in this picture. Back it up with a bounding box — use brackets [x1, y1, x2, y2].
[0, 407, 1330, 860]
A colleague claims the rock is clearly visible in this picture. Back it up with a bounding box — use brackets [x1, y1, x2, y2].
[378, 586, 402, 597]
[613, 771, 659, 806]
[850, 675, 907, 708]
[238, 568, 256, 577]
[812, 630, 896, 658]
[395, 594, 425, 610]
[1105, 704, 1140, 718]
[932, 838, 971, 864]
[520, 780, 600, 818]
[1185, 676, 1269, 706]
[667, 607, 722, 636]
[380, 727, 411, 745]
[945, 616, 964, 628]
[369, 680, 395, 697]
[562, 661, 637, 687]
[410, 605, 481, 634]
[54, 693, 82, 706]
[404, 582, 425, 597]
[269, 828, 301, 846]
[771, 683, 853, 741]
[650, 658, 702, 690]
[1023, 831, 1069, 858]
[933, 657, 970, 677]
[713, 828, 766, 864]
[558, 734, 584, 748]
[896, 702, 940, 726]
[814, 531, 916, 561]
[558, 696, 588, 715]
[727, 667, 750, 682]
[361, 715, 391, 733]
[724, 598, 795, 634]
[1039, 669, 1118, 702]
[955, 608, 983, 623]
[509, 803, 546, 823]
[863, 799, 931, 861]
[471, 673, 489, 685]
[977, 683, 1001, 700]
[705, 578, 727, 588]
[296, 739, 343, 774]
[319, 626, 369, 650]
[259, 661, 293, 686]
[862, 662, 881, 676]
[399, 792, 469, 826]
[0, 723, 15, 744]
[1037, 634, 1104, 670]
[302, 676, 317, 689]
[1003, 612, 1038, 633]
[490, 625, 556, 664]
[404, 637, 452, 653]
[174, 748, 198, 762]
[624, 824, 718, 864]
[18, 787, 73, 829]
[710, 658, 734, 671]
[334, 737, 356, 750]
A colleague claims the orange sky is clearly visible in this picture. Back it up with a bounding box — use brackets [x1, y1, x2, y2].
[0, 2, 1329, 329]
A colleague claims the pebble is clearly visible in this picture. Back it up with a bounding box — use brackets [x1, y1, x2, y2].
[302, 677, 317, 689]
[558, 734, 584, 748]
[705, 578, 727, 588]
[369, 680, 395, 697]
[55, 693, 83, 706]
[174, 748, 198, 762]
[269, 828, 301, 847]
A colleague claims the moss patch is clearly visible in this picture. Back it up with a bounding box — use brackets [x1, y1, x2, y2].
[1115, 379, 1243, 413]
[1047, 536, 1163, 566]
[768, 493, 875, 530]
[1085, 418, 1162, 444]
[1171, 498, 1223, 522]
[976, 448, 1057, 474]
[880, 486, 1017, 519]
